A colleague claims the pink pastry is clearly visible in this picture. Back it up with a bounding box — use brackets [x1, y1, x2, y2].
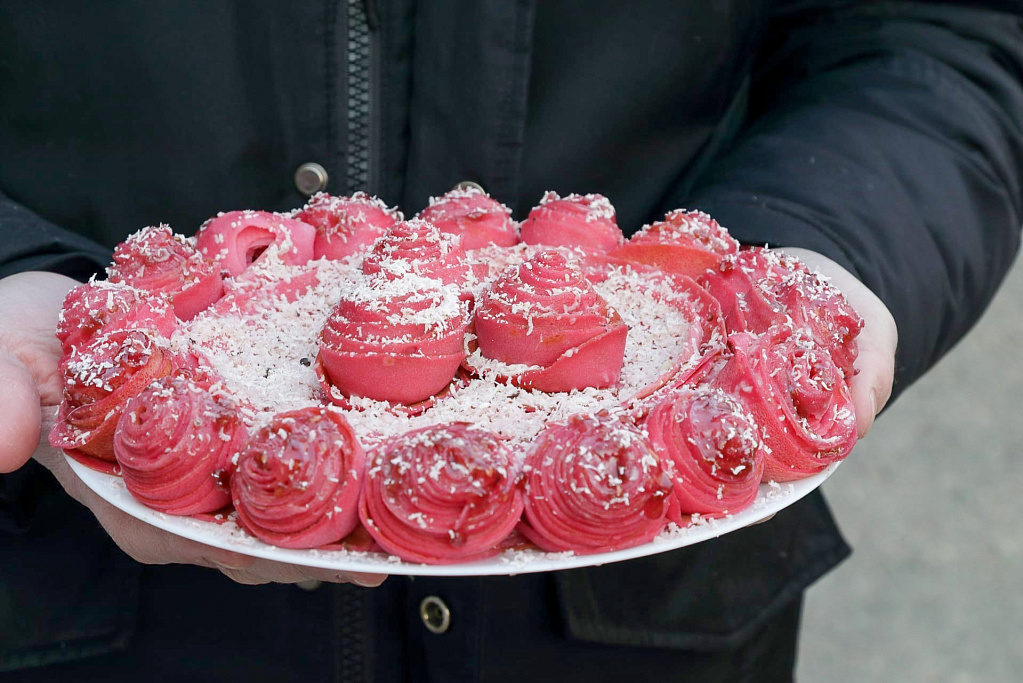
[700, 248, 863, 380]
[294, 191, 402, 260]
[644, 386, 764, 520]
[519, 191, 623, 253]
[114, 376, 245, 515]
[359, 423, 523, 564]
[195, 210, 316, 278]
[714, 329, 857, 481]
[609, 209, 739, 279]
[473, 250, 628, 392]
[519, 414, 671, 554]
[318, 275, 470, 405]
[50, 330, 177, 470]
[231, 407, 364, 549]
[416, 186, 518, 249]
[56, 280, 177, 354]
[361, 218, 476, 293]
[107, 225, 224, 320]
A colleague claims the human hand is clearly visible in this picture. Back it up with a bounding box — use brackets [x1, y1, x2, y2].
[781, 248, 898, 438]
[0, 271, 385, 586]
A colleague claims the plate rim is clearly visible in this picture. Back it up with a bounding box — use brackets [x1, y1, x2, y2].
[67, 455, 839, 576]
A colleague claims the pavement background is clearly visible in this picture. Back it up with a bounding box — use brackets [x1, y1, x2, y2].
[796, 255, 1023, 682]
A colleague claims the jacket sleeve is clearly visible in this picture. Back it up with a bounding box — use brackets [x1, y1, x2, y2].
[0, 192, 111, 280]
[682, 1, 1023, 399]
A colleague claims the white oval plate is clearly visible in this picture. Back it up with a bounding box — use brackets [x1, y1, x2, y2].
[68, 456, 839, 576]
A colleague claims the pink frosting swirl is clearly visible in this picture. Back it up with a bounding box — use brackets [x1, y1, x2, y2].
[50, 330, 177, 469]
[361, 218, 475, 292]
[473, 250, 628, 392]
[231, 407, 364, 549]
[195, 210, 316, 278]
[609, 209, 739, 279]
[359, 423, 523, 564]
[416, 186, 519, 250]
[114, 376, 245, 515]
[318, 273, 470, 405]
[714, 329, 857, 481]
[294, 191, 402, 260]
[700, 248, 863, 380]
[56, 280, 177, 354]
[519, 192, 623, 253]
[107, 225, 224, 320]
[644, 386, 765, 520]
[519, 414, 671, 554]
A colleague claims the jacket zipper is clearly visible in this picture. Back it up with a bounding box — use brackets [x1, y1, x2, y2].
[345, 0, 376, 194]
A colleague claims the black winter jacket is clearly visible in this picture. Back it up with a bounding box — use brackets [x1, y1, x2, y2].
[1, 1, 1021, 681]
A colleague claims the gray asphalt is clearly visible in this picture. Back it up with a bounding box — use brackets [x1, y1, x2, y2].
[797, 257, 1023, 682]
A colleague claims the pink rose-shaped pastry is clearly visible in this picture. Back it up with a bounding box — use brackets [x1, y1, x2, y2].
[56, 280, 177, 354]
[416, 186, 519, 249]
[714, 329, 857, 481]
[700, 248, 863, 380]
[231, 407, 364, 549]
[609, 209, 739, 279]
[644, 386, 765, 521]
[473, 250, 628, 392]
[519, 191, 623, 253]
[359, 423, 523, 564]
[107, 225, 224, 320]
[318, 273, 470, 405]
[114, 376, 246, 515]
[294, 191, 402, 260]
[519, 414, 671, 554]
[195, 210, 316, 278]
[50, 330, 177, 471]
[361, 218, 476, 293]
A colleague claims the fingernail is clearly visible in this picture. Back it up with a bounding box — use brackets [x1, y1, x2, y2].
[348, 572, 387, 588]
[869, 389, 878, 417]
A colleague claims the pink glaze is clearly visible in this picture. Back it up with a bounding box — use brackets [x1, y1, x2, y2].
[416, 186, 519, 250]
[359, 423, 523, 564]
[195, 210, 316, 278]
[231, 407, 364, 549]
[519, 192, 623, 253]
[295, 191, 401, 260]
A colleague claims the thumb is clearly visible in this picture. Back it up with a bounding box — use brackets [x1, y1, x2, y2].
[0, 351, 43, 472]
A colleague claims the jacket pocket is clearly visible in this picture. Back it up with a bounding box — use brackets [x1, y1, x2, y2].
[0, 464, 141, 671]
[554, 490, 849, 652]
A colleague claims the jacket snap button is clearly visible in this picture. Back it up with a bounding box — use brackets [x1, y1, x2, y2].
[452, 180, 484, 194]
[294, 162, 329, 196]
[419, 595, 451, 634]
[296, 579, 322, 592]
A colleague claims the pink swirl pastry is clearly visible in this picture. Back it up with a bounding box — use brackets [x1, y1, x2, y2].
[714, 329, 857, 481]
[50, 330, 177, 470]
[359, 423, 523, 564]
[473, 250, 628, 392]
[519, 414, 671, 554]
[609, 209, 739, 279]
[231, 407, 364, 549]
[56, 280, 177, 354]
[114, 376, 245, 515]
[195, 210, 316, 278]
[318, 275, 470, 405]
[519, 191, 624, 253]
[416, 186, 519, 250]
[361, 218, 476, 293]
[700, 248, 863, 380]
[644, 386, 765, 520]
[294, 191, 402, 260]
[107, 225, 224, 320]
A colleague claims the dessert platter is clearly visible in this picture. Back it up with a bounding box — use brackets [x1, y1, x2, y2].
[53, 187, 862, 575]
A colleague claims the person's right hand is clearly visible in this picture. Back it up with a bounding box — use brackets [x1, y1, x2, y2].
[0, 271, 385, 587]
